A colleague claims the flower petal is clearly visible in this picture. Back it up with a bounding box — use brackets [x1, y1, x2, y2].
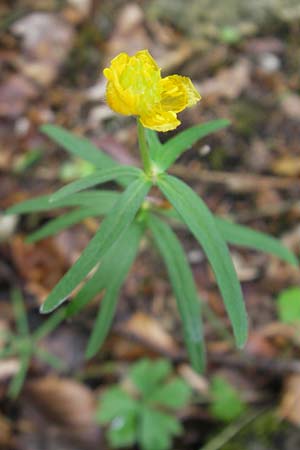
[140, 109, 180, 132]
[160, 75, 201, 113]
[106, 81, 134, 115]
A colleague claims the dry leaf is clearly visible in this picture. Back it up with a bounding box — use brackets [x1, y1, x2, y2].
[26, 376, 97, 431]
[272, 156, 300, 177]
[11, 13, 74, 86]
[117, 312, 180, 357]
[0, 75, 37, 118]
[280, 374, 300, 425]
[198, 59, 251, 100]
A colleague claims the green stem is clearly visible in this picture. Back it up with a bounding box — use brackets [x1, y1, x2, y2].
[137, 119, 152, 176]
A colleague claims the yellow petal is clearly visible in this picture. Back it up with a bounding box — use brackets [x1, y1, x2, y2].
[102, 50, 200, 131]
[140, 109, 180, 132]
[160, 75, 200, 113]
[134, 50, 160, 71]
[103, 52, 129, 81]
[106, 81, 134, 116]
[180, 76, 201, 107]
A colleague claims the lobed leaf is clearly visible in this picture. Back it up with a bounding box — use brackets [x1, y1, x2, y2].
[129, 359, 172, 397]
[151, 378, 191, 410]
[149, 215, 206, 372]
[40, 177, 151, 314]
[140, 407, 182, 450]
[157, 174, 248, 348]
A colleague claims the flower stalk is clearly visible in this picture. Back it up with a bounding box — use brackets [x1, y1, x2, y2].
[137, 118, 152, 177]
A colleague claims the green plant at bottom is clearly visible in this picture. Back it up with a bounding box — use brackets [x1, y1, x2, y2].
[96, 358, 191, 450]
[276, 286, 300, 324]
[0, 290, 64, 398]
[209, 376, 246, 422]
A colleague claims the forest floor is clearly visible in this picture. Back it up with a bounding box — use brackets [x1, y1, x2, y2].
[1, 1, 300, 449]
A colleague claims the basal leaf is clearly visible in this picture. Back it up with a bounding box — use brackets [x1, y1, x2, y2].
[140, 407, 182, 450]
[210, 376, 246, 422]
[50, 166, 142, 203]
[129, 359, 172, 397]
[157, 174, 248, 348]
[158, 119, 230, 170]
[149, 215, 206, 372]
[40, 177, 151, 313]
[97, 387, 139, 423]
[151, 378, 191, 410]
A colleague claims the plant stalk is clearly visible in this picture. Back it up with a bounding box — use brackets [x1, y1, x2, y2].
[137, 119, 152, 176]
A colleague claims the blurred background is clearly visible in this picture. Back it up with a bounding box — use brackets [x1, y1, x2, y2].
[1, 0, 300, 449]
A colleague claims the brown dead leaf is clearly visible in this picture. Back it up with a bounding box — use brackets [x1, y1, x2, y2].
[0, 359, 20, 382]
[104, 4, 150, 59]
[11, 236, 68, 303]
[11, 13, 74, 86]
[25, 376, 98, 435]
[272, 156, 300, 177]
[116, 312, 180, 358]
[280, 374, 300, 425]
[198, 59, 251, 101]
[178, 364, 209, 395]
[0, 74, 38, 118]
[0, 413, 12, 448]
[281, 93, 300, 121]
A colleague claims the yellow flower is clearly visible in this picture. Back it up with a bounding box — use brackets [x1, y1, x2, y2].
[103, 50, 201, 132]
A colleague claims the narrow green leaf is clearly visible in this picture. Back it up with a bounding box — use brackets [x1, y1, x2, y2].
[149, 215, 206, 372]
[32, 308, 66, 341]
[85, 223, 143, 358]
[26, 207, 108, 244]
[8, 353, 31, 398]
[158, 119, 230, 170]
[5, 190, 120, 215]
[40, 177, 151, 313]
[50, 166, 141, 203]
[66, 222, 143, 317]
[35, 348, 65, 370]
[157, 174, 247, 348]
[145, 129, 163, 162]
[11, 290, 29, 336]
[41, 125, 116, 167]
[215, 217, 298, 267]
[157, 208, 298, 267]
